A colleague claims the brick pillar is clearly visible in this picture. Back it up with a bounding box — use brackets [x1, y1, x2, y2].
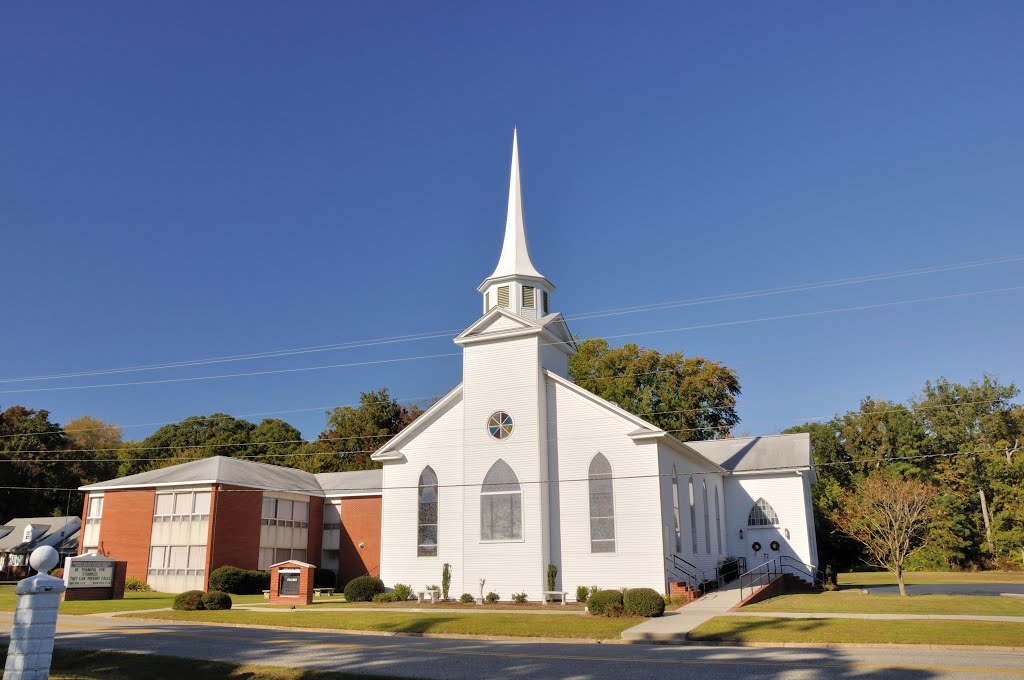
[3, 547, 66, 680]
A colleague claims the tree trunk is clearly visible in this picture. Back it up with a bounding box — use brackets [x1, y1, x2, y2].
[896, 566, 907, 597]
[978, 488, 993, 551]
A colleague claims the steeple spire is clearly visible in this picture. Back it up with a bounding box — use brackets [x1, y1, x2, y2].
[477, 129, 554, 319]
[488, 128, 544, 281]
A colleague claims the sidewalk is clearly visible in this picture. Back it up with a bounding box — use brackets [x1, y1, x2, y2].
[621, 580, 747, 642]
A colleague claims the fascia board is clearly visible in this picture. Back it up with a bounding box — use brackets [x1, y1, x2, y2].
[371, 384, 463, 458]
[476, 274, 556, 293]
[78, 480, 326, 495]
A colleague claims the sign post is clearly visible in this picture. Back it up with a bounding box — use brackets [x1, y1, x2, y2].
[3, 546, 65, 680]
[62, 554, 126, 602]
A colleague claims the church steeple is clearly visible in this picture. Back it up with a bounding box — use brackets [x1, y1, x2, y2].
[478, 129, 555, 320]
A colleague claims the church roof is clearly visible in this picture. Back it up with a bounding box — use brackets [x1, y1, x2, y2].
[481, 129, 549, 287]
[80, 455, 383, 496]
[683, 433, 813, 474]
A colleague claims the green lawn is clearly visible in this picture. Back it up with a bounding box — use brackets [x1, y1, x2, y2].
[839, 570, 1024, 586]
[121, 609, 638, 639]
[744, 592, 1024, 616]
[0, 583, 179, 614]
[689, 616, 1024, 647]
[0, 648, 410, 680]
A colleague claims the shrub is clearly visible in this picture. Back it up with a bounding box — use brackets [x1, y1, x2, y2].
[124, 577, 151, 592]
[547, 563, 558, 591]
[576, 585, 589, 603]
[460, 593, 475, 603]
[393, 583, 413, 601]
[314, 568, 337, 589]
[587, 589, 623, 616]
[603, 603, 624, 618]
[344, 575, 385, 602]
[201, 590, 232, 610]
[208, 566, 269, 595]
[623, 588, 665, 617]
[718, 557, 740, 583]
[485, 592, 500, 603]
[172, 590, 206, 611]
[511, 592, 528, 604]
[372, 592, 400, 603]
[49, 568, 64, 578]
[441, 563, 452, 601]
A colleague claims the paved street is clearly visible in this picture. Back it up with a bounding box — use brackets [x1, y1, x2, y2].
[863, 583, 1024, 597]
[3, 614, 1024, 680]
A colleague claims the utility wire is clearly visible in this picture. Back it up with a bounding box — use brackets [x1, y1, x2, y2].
[0, 448, 1011, 494]
[2, 283, 1021, 397]
[3, 253, 1020, 385]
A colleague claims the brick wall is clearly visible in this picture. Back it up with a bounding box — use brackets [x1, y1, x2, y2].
[269, 561, 313, 605]
[76, 493, 89, 555]
[338, 495, 382, 586]
[98, 490, 155, 582]
[209, 485, 262, 578]
[307, 496, 324, 566]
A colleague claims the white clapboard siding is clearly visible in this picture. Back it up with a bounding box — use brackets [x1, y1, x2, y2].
[723, 473, 816, 572]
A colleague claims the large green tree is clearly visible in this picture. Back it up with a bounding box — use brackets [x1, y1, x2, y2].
[568, 338, 740, 439]
[0, 406, 73, 520]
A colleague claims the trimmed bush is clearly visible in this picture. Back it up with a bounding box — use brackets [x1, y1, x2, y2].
[586, 589, 623, 616]
[344, 575, 385, 602]
[201, 590, 232, 610]
[603, 603, 624, 618]
[393, 583, 413, 601]
[372, 592, 400, 603]
[576, 585, 589, 603]
[460, 593, 475, 603]
[172, 590, 206, 611]
[511, 592, 528, 604]
[623, 588, 665, 617]
[314, 568, 337, 589]
[208, 566, 270, 595]
[124, 577, 151, 592]
[485, 592, 500, 603]
[718, 557, 740, 583]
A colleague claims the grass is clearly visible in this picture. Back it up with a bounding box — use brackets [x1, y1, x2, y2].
[839, 570, 1024, 586]
[688, 616, 1024, 647]
[0, 583, 180, 614]
[744, 592, 1024, 616]
[0, 648, 409, 680]
[121, 609, 638, 639]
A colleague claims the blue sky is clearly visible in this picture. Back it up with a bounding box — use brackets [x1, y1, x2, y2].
[2, 2, 1022, 442]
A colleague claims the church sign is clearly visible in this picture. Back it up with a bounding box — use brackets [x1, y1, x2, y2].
[64, 555, 115, 588]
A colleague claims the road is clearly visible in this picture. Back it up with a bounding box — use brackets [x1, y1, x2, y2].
[3, 614, 1024, 680]
[863, 583, 1024, 596]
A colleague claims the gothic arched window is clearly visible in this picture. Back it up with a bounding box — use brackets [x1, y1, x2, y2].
[481, 459, 522, 541]
[588, 453, 615, 553]
[747, 498, 780, 527]
[418, 467, 438, 556]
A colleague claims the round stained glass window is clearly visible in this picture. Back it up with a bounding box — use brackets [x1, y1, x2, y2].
[487, 412, 514, 440]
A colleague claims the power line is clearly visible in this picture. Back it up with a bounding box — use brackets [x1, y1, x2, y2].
[4, 253, 1020, 386]
[2, 283, 1021, 397]
[0, 448, 1009, 494]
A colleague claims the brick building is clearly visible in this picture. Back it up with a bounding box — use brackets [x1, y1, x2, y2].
[79, 456, 382, 592]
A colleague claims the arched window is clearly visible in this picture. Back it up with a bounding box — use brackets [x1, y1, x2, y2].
[702, 479, 711, 554]
[481, 459, 522, 541]
[688, 475, 698, 553]
[748, 498, 779, 527]
[589, 453, 615, 553]
[714, 485, 722, 554]
[671, 466, 681, 553]
[418, 467, 438, 556]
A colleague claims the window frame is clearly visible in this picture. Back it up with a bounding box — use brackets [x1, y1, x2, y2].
[747, 498, 780, 527]
[588, 453, 615, 554]
[417, 466, 439, 557]
[479, 459, 524, 543]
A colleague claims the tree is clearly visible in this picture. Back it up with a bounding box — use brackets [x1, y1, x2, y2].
[568, 338, 740, 439]
[301, 388, 423, 473]
[249, 418, 307, 466]
[0, 406, 72, 520]
[833, 473, 938, 596]
[63, 415, 122, 483]
[120, 414, 257, 476]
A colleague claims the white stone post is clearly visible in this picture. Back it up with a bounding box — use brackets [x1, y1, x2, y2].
[4, 546, 65, 680]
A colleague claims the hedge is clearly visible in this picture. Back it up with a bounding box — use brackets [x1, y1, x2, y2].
[586, 589, 623, 616]
[172, 590, 206, 611]
[623, 588, 665, 617]
[344, 575, 385, 602]
[208, 566, 270, 595]
[201, 590, 233, 610]
[314, 568, 337, 589]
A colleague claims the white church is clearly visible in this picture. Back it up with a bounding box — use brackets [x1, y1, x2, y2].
[374, 131, 818, 599]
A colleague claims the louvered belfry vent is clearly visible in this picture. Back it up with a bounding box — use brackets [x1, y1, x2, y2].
[497, 285, 510, 308]
[542, 290, 549, 314]
[522, 286, 535, 309]
[485, 292, 490, 312]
